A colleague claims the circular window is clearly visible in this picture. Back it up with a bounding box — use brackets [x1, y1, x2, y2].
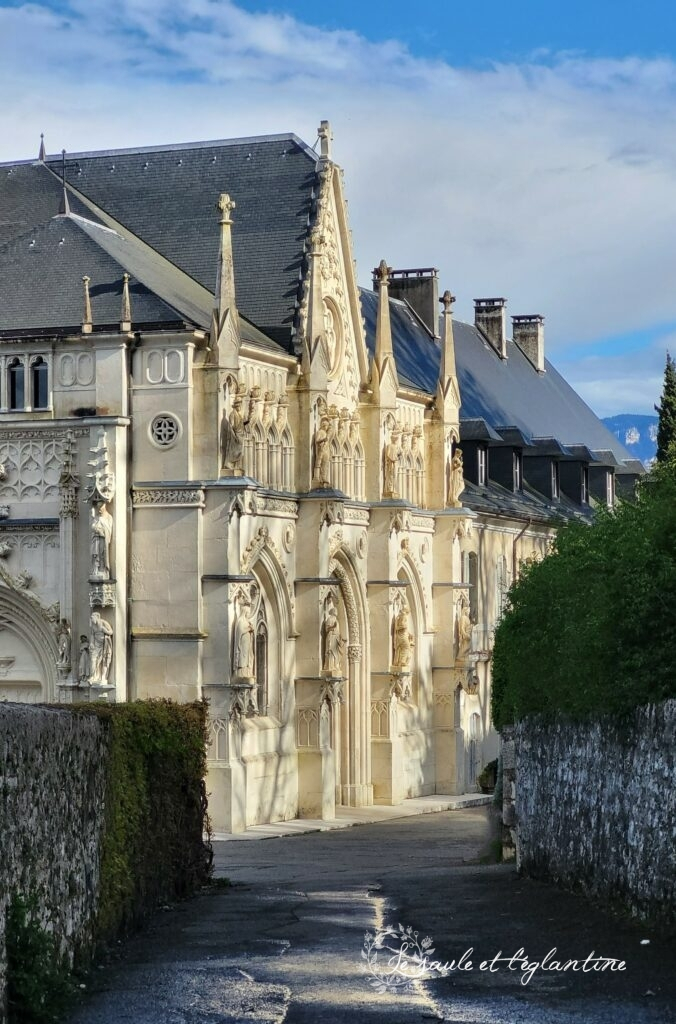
[149, 413, 181, 448]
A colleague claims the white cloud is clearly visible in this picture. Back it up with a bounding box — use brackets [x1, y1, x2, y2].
[1, 1, 676, 415]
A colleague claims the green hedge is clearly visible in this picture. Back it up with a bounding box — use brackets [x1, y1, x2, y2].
[76, 699, 212, 942]
[492, 466, 676, 729]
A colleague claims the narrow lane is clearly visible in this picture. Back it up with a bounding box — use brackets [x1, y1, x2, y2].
[69, 808, 675, 1023]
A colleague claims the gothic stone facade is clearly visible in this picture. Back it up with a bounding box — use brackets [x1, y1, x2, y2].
[0, 125, 637, 831]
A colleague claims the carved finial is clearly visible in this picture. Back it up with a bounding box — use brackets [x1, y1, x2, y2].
[441, 289, 456, 311]
[318, 120, 332, 160]
[82, 275, 92, 333]
[120, 272, 132, 330]
[309, 227, 324, 254]
[58, 149, 70, 216]
[38, 133, 46, 163]
[375, 259, 391, 287]
[217, 193, 236, 222]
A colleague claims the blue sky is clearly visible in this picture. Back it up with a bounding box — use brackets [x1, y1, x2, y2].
[239, 0, 676, 65]
[1, 0, 675, 416]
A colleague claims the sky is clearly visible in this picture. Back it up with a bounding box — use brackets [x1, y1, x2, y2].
[1, 0, 676, 417]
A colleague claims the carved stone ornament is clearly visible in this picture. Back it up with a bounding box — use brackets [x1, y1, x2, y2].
[229, 681, 258, 722]
[89, 583, 116, 608]
[85, 428, 115, 504]
[59, 430, 80, 519]
[321, 678, 345, 705]
[320, 500, 344, 527]
[390, 674, 412, 702]
[448, 449, 465, 508]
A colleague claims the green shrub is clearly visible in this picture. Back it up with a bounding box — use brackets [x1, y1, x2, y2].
[6, 893, 77, 1023]
[492, 465, 676, 728]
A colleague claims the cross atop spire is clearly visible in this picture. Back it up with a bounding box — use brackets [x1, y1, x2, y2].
[121, 273, 132, 331]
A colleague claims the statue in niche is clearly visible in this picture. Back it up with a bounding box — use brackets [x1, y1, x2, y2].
[322, 592, 345, 677]
[89, 612, 113, 685]
[233, 591, 256, 681]
[90, 502, 113, 580]
[220, 391, 246, 476]
[312, 414, 332, 489]
[383, 427, 402, 498]
[56, 619, 71, 671]
[456, 593, 472, 660]
[78, 636, 90, 685]
[448, 449, 465, 507]
[392, 595, 414, 673]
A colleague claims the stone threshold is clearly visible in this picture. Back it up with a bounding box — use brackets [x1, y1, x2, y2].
[212, 793, 492, 841]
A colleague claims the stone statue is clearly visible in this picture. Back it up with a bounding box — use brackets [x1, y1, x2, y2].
[233, 593, 255, 680]
[91, 503, 113, 580]
[383, 428, 402, 498]
[220, 394, 245, 475]
[322, 593, 344, 676]
[56, 618, 71, 671]
[90, 612, 113, 685]
[78, 636, 90, 685]
[449, 449, 465, 507]
[392, 596, 414, 672]
[312, 415, 332, 488]
[456, 594, 472, 659]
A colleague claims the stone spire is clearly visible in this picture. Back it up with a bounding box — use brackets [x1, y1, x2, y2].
[437, 289, 460, 421]
[38, 133, 46, 163]
[82, 275, 92, 334]
[318, 120, 332, 162]
[371, 259, 398, 406]
[211, 192, 240, 368]
[300, 227, 327, 381]
[120, 273, 131, 332]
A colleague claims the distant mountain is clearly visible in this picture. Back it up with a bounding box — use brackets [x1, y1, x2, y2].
[602, 414, 658, 467]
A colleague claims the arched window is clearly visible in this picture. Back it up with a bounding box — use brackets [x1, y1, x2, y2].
[255, 611, 268, 716]
[31, 357, 49, 409]
[8, 358, 25, 410]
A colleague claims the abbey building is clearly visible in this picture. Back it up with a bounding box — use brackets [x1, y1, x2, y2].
[0, 124, 639, 831]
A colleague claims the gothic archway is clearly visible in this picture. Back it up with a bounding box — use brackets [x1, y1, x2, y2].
[328, 548, 372, 808]
[0, 585, 58, 702]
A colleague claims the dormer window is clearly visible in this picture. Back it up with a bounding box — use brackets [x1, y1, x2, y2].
[582, 466, 589, 504]
[551, 462, 560, 499]
[513, 451, 522, 491]
[478, 446, 487, 486]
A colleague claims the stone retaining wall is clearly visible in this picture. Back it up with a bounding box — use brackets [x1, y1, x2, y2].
[511, 700, 675, 928]
[0, 703, 108, 1023]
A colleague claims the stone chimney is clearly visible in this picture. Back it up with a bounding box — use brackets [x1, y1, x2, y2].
[384, 268, 439, 338]
[475, 298, 507, 358]
[512, 315, 545, 373]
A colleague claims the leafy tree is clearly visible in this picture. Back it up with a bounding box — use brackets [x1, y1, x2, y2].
[655, 352, 676, 463]
[492, 464, 676, 729]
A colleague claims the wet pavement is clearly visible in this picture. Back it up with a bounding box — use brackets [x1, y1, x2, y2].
[68, 807, 676, 1023]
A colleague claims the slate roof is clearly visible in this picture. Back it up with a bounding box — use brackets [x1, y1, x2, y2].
[24, 135, 318, 347]
[360, 286, 633, 465]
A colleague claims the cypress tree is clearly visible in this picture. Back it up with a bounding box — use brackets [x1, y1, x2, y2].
[655, 352, 676, 463]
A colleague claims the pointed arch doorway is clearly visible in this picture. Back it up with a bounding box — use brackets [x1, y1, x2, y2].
[327, 553, 372, 809]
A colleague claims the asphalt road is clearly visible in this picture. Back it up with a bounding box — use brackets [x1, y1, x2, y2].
[68, 807, 675, 1023]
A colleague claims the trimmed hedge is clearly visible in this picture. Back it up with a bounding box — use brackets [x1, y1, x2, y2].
[76, 699, 212, 942]
[492, 466, 676, 729]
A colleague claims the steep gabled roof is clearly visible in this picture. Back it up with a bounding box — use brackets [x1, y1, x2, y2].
[28, 135, 318, 347]
[361, 286, 633, 465]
